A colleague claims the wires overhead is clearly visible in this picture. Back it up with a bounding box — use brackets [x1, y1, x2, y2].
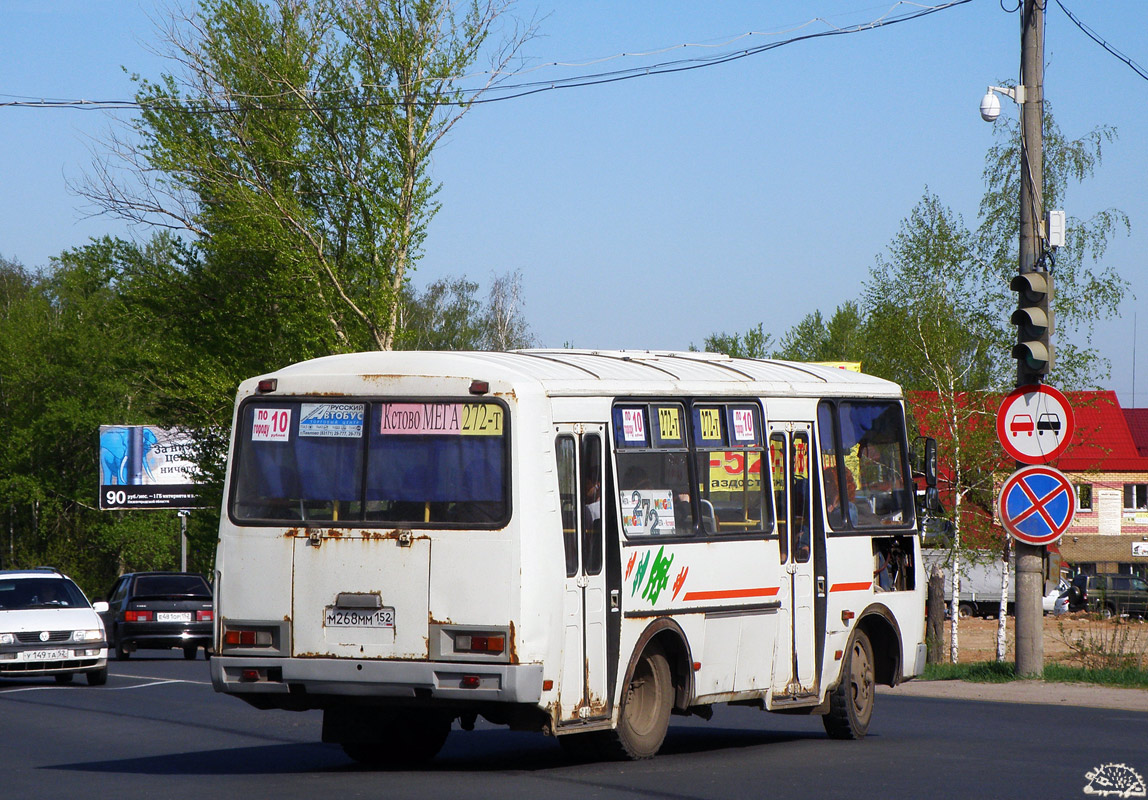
[1054, 0, 1148, 83]
[0, 1, 973, 113]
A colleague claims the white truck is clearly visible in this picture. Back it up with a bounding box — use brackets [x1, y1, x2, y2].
[922, 549, 1013, 619]
[922, 548, 1066, 618]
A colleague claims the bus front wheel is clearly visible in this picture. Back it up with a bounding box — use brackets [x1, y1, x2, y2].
[607, 643, 673, 760]
[823, 630, 875, 740]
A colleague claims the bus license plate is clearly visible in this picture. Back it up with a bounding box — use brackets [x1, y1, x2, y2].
[324, 607, 395, 628]
[26, 648, 70, 661]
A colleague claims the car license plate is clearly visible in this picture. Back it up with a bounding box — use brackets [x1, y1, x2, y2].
[323, 607, 395, 628]
[25, 648, 70, 661]
[156, 612, 191, 622]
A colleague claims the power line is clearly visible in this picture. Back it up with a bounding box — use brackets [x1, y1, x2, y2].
[1054, 0, 1148, 83]
[0, 1, 973, 113]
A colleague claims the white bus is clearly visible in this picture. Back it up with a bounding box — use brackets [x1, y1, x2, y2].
[210, 350, 933, 764]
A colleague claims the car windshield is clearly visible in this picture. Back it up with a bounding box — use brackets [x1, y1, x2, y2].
[0, 577, 90, 610]
[133, 575, 210, 597]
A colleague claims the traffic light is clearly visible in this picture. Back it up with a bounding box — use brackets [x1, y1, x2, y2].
[1010, 271, 1053, 375]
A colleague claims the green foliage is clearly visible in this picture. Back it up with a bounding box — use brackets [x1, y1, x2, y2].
[922, 659, 1148, 689]
[0, 243, 189, 594]
[775, 302, 864, 363]
[862, 191, 1003, 393]
[921, 660, 1017, 683]
[696, 322, 773, 359]
[978, 102, 1131, 388]
[84, 0, 530, 351]
[1042, 663, 1148, 690]
[5, 2, 536, 595]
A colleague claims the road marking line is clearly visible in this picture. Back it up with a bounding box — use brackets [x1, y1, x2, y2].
[0, 676, 210, 694]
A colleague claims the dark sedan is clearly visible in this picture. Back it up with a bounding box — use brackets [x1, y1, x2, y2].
[100, 572, 213, 660]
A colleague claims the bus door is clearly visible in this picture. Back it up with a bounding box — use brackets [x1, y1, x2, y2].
[768, 423, 818, 697]
[555, 425, 609, 723]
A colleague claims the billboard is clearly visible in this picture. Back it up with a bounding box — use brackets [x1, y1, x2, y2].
[98, 426, 205, 510]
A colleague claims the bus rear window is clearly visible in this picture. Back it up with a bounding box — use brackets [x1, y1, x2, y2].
[230, 400, 508, 527]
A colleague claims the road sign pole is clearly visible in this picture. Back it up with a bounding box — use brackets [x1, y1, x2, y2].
[1014, 0, 1045, 678]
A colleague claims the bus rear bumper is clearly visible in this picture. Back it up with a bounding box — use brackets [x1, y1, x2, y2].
[210, 655, 544, 705]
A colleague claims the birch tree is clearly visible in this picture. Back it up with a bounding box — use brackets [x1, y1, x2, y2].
[862, 192, 1005, 662]
[77, 0, 534, 352]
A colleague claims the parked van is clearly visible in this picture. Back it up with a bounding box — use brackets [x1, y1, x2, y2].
[1068, 574, 1148, 618]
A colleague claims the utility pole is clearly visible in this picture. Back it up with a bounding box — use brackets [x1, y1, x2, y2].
[1014, 0, 1045, 677]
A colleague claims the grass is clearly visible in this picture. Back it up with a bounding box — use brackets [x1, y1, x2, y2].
[1043, 663, 1148, 690]
[922, 660, 1018, 683]
[921, 659, 1148, 689]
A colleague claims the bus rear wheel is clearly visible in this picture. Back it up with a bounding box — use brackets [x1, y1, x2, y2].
[823, 630, 875, 740]
[604, 643, 673, 760]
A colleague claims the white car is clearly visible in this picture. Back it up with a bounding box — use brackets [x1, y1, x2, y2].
[1043, 578, 1070, 615]
[0, 569, 109, 685]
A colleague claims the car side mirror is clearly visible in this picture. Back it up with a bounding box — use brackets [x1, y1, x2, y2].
[923, 438, 937, 488]
[924, 486, 942, 514]
[912, 436, 938, 488]
[93, 601, 109, 613]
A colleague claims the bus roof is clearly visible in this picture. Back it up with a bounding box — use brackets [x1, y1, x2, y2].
[255, 350, 903, 400]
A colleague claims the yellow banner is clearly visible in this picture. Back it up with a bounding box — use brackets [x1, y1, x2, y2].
[708, 451, 763, 492]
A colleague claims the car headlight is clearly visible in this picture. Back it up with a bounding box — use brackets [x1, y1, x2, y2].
[0, 633, 14, 645]
[72, 629, 102, 642]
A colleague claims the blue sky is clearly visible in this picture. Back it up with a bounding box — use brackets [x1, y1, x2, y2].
[2, 1, 1145, 406]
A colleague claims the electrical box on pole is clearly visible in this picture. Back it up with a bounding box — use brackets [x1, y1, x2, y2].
[1010, 271, 1053, 375]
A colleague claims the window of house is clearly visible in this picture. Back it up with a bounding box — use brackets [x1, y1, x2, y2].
[1124, 483, 1148, 511]
[1076, 484, 1093, 512]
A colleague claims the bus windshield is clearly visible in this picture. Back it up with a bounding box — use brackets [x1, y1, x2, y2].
[817, 400, 913, 530]
[230, 399, 508, 526]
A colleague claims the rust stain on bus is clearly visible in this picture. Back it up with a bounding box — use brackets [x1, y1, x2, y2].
[361, 373, 439, 384]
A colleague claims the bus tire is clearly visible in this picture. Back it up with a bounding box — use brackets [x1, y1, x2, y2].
[604, 643, 673, 760]
[337, 709, 451, 767]
[823, 630, 875, 740]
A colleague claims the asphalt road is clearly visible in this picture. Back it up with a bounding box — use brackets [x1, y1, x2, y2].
[2, 654, 1146, 800]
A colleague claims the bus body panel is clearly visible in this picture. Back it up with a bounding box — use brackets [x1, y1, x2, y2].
[211, 350, 926, 751]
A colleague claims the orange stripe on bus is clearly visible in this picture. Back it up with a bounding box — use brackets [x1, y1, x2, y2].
[829, 581, 873, 593]
[682, 586, 780, 601]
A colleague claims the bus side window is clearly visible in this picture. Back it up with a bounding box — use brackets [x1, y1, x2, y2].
[770, 433, 789, 562]
[581, 434, 603, 575]
[792, 433, 811, 564]
[556, 435, 578, 578]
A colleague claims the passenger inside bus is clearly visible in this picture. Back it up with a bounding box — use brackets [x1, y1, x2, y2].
[824, 467, 860, 529]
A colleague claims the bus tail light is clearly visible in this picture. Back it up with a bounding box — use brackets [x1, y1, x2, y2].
[224, 628, 273, 647]
[460, 675, 482, 689]
[454, 633, 504, 655]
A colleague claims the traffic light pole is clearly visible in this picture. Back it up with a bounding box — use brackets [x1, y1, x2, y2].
[1014, 0, 1045, 678]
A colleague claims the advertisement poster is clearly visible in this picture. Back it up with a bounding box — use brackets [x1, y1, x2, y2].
[99, 426, 204, 510]
[620, 489, 676, 535]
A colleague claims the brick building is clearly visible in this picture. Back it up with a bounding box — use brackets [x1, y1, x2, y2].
[1055, 392, 1148, 579]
